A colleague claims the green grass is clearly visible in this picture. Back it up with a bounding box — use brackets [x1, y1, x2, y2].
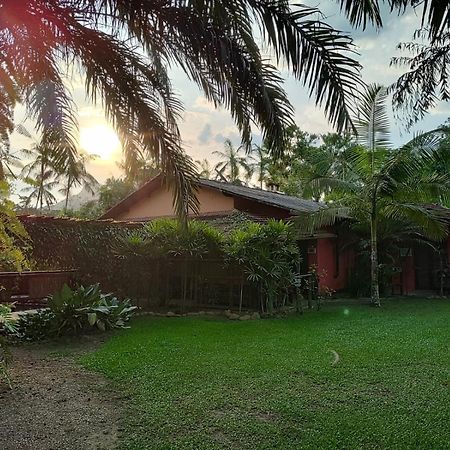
[82, 299, 450, 449]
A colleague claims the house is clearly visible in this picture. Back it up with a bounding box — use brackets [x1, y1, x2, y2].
[101, 175, 450, 296]
[101, 175, 354, 292]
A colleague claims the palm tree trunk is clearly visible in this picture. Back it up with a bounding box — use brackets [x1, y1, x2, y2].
[64, 178, 71, 210]
[370, 214, 380, 306]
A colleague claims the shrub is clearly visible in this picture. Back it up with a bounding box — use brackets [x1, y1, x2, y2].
[0, 303, 16, 389]
[48, 284, 137, 335]
[14, 310, 56, 341]
[226, 220, 300, 313]
[15, 284, 137, 340]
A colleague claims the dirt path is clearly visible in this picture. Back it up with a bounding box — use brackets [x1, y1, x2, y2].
[0, 336, 122, 450]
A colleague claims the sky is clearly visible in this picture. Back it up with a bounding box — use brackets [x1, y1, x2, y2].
[9, 2, 450, 199]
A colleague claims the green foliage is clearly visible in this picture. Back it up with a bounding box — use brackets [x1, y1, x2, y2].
[47, 284, 137, 335]
[117, 218, 300, 312]
[0, 181, 30, 271]
[226, 220, 299, 313]
[14, 284, 137, 341]
[0, 303, 16, 389]
[22, 216, 139, 295]
[213, 140, 253, 184]
[14, 310, 55, 341]
[298, 84, 450, 305]
[119, 219, 224, 260]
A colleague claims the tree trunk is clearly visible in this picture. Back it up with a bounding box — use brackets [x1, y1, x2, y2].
[370, 215, 380, 306]
[65, 178, 71, 210]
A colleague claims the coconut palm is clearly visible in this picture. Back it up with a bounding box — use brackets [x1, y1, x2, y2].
[21, 147, 59, 210]
[213, 140, 253, 185]
[0, 0, 363, 217]
[21, 173, 59, 210]
[249, 144, 271, 189]
[59, 154, 99, 211]
[196, 159, 213, 179]
[300, 84, 450, 306]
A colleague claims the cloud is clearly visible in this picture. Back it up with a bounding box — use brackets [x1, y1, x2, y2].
[198, 123, 213, 144]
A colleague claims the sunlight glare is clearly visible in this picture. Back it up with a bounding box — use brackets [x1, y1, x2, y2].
[79, 125, 120, 159]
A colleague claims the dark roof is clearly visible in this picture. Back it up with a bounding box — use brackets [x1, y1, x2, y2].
[198, 179, 322, 213]
[100, 174, 322, 220]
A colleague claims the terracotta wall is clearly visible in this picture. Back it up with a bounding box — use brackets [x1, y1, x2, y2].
[315, 238, 354, 292]
[400, 254, 415, 294]
[116, 186, 235, 220]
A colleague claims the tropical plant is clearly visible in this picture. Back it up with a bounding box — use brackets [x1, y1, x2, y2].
[46, 284, 137, 335]
[0, 182, 29, 271]
[0, 143, 23, 182]
[20, 135, 60, 210]
[59, 153, 99, 211]
[196, 159, 213, 179]
[14, 310, 55, 342]
[336, 0, 450, 127]
[249, 144, 271, 189]
[226, 220, 300, 313]
[299, 84, 450, 306]
[264, 126, 359, 200]
[0, 303, 16, 389]
[0, 0, 362, 216]
[119, 152, 160, 188]
[213, 140, 253, 185]
[119, 219, 223, 260]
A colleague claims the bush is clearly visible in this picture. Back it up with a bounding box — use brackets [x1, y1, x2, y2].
[14, 310, 55, 341]
[14, 284, 137, 340]
[0, 303, 16, 388]
[226, 220, 300, 313]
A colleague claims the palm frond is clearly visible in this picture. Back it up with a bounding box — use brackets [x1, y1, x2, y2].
[295, 205, 351, 236]
[337, 0, 383, 29]
[390, 34, 450, 128]
[355, 84, 391, 150]
[382, 202, 448, 241]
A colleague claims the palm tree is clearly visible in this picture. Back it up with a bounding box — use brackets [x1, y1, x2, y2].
[21, 173, 59, 210]
[0, 144, 22, 182]
[249, 144, 271, 189]
[301, 84, 450, 306]
[0, 0, 363, 217]
[196, 159, 213, 179]
[213, 140, 253, 185]
[59, 154, 99, 211]
[19, 127, 60, 210]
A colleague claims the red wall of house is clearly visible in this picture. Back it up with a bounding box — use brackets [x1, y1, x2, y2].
[400, 254, 415, 294]
[310, 238, 353, 292]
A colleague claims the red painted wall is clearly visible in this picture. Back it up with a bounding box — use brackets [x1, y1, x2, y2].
[310, 238, 354, 292]
[400, 254, 415, 295]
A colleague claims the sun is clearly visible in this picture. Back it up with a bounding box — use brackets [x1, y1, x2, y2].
[79, 125, 120, 159]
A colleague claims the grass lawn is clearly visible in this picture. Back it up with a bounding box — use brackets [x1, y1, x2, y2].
[82, 299, 450, 449]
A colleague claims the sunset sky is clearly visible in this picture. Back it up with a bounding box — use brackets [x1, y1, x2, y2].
[9, 3, 450, 198]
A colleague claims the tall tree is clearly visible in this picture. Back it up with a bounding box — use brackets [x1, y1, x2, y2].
[0, 0, 362, 216]
[21, 140, 59, 210]
[300, 84, 450, 306]
[196, 159, 213, 179]
[213, 140, 252, 184]
[59, 153, 98, 211]
[249, 144, 271, 189]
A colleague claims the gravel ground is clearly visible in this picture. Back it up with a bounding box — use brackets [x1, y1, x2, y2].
[0, 336, 121, 450]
